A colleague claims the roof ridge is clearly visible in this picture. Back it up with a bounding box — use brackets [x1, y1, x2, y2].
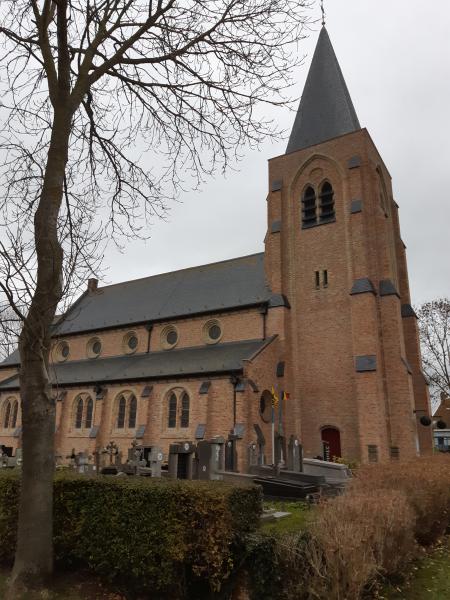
[95, 252, 265, 292]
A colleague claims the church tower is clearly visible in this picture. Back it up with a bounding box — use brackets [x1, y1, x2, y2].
[264, 27, 432, 462]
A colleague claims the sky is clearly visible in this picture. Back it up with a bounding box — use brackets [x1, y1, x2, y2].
[95, 1, 450, 303]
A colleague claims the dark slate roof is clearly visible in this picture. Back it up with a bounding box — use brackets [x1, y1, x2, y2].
[54, 253, 271, 336]
[0, 349, 20, 367]
[0, 338, 271, 391]
[286, 27, 361, 153]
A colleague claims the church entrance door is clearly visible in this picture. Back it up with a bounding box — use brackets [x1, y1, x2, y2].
[321, 427, 341, 460]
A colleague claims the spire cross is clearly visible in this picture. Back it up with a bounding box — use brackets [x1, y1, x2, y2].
[321, 0, 326, 26]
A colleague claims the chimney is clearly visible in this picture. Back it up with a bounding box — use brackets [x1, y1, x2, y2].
[87, 278, 98, 293]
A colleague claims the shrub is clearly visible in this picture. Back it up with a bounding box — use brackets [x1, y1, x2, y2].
[243, 530, 312, 600]
[351, 455, 450, 545]
[0, 471, 261, 599]
[241, 456, 450, 600]
[307, 490, 416, 599]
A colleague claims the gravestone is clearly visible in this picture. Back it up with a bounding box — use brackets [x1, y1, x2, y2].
[75, 451, 90, 474]
[168, 442, 196, 479]
[225, 434, 238, 472]
[148, 446, 163, 478]
[287, 435, 302, 472]
[197, 437, 225, 480]
[253, 424, 266, 465]
[247, 442, 258, 470]
[274, 432, 286, 468]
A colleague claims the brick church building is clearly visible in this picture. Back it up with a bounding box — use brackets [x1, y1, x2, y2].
[0, 27, 432, 466]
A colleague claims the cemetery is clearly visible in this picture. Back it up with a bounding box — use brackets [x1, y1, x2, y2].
[1, 450, 450, 599]
[3, 431, 349, 501]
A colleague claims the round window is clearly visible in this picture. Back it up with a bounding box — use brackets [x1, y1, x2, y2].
[161, 325, 179, 350]
[55, 341, 70, 362]
[87, 337, 102, 359]
[209, 324, 221, 340]
[167, 329, 178, 345]
[259, 390, 272, 423]
[128, 335, 138, 350]
[123, 331, 139, 355]
[203, 319, 223, 344]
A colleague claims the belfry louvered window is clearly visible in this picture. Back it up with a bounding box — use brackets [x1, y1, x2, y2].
[319, 182, 335, 222]
[302, 186, 317, 227]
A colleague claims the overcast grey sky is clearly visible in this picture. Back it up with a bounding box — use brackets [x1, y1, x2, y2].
[105, 0, 450, 304]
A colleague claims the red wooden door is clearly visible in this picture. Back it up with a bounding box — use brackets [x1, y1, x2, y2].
[321, 428, 342, 459]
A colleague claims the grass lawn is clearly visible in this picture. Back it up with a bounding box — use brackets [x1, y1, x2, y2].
[260, 499, 312, 534]
[0, 568, 124, 599]
[378, 537, 450, 599]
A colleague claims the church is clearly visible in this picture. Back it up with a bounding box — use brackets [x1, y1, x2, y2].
[0, 26, 433, 467]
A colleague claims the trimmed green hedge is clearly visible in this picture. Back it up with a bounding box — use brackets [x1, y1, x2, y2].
[0, 472, 262, 598]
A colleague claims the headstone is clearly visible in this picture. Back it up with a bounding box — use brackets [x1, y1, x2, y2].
[148, 447, 163, 478]
[247, 442, 258, 470]
[253, 424, 266, 466]
[287, 435, 302, 472]
[76, 451, 90, 474]
[168, 442, 196, 479]
[225, 435, 238, 472]
[197, 437, 225, 480]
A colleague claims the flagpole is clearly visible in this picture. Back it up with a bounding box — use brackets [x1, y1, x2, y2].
[271, 404, 275, 465]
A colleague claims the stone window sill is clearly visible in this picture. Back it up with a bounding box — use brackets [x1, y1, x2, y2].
[302, 218, 336, 230]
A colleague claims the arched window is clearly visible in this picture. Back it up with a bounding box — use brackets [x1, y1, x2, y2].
[3, 401, 11, 429]
[11, 401, 18, 429]
[319, 182, 335, 222]
[128, 395, 137, 428]
[180, 392, 190, 428]
[168, 392, 177, 428]
[85, 397, 93, 429]
[75, 398, 83, 429]
[73, 394, 94, 430]
[302, 186, 317, 227]
[117, 395, 126, 429]
[166, 388, 190, 429]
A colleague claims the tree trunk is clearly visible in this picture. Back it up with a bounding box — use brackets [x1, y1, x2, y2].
[8, 109, 71, 596]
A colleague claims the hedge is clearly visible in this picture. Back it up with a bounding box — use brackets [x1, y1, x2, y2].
[0, 472, 262, 598]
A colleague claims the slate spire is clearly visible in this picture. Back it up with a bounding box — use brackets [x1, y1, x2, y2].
[286, 27, 360, 153]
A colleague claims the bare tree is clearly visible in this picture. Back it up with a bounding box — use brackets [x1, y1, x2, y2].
[0, 303, 21, 360]
[417, 299, 450, 410]
[0, 0, 311, 594]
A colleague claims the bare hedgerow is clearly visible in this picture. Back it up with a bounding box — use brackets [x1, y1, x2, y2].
[307, 490, 416, 600]
[351, 456, 450, 546]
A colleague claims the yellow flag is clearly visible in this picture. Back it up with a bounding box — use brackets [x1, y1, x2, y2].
[271, 386, 279, 408]
[283, 391, 290, 402]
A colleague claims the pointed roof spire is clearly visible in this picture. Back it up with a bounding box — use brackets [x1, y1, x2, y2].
[286, 27, 361, 153]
